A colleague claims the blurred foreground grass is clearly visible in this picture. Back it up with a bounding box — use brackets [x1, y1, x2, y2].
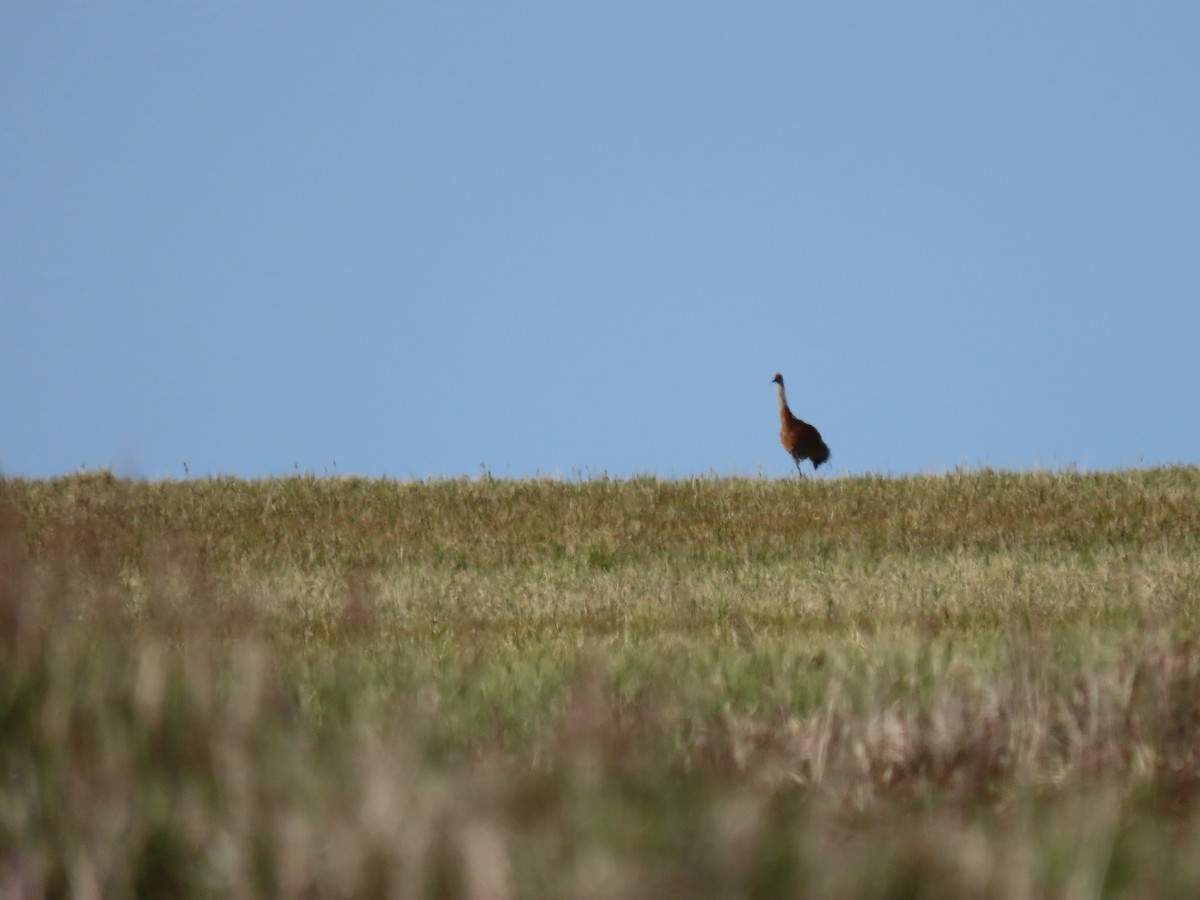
[3, 467, 1200, 897]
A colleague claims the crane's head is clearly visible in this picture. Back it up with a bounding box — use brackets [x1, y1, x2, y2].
[771, 372, 784, 385]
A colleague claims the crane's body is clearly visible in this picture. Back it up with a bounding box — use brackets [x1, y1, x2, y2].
[772, 372, 830, 474]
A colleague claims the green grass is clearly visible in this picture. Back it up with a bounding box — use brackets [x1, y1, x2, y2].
[3, 467, 1200, 896]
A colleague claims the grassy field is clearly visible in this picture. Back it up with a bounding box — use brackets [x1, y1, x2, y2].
[3, 467, 1200, 897]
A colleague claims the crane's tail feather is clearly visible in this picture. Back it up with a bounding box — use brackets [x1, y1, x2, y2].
[811, 440, 831, 470]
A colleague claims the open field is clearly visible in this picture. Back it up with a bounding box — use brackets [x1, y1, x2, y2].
[3, 467, 1200, 897]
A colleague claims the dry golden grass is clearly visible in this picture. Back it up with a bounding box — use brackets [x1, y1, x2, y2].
[2, 467, 1200, 897]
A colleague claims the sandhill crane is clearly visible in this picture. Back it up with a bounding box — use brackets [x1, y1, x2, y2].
[772, 372, 830, 475]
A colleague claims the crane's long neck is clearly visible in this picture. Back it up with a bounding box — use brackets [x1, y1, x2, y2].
[776, 381, 791, 418]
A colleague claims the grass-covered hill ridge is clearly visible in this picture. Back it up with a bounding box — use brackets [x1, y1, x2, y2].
[11, 465, 1199, 568]
[2, 466, 1199, 897]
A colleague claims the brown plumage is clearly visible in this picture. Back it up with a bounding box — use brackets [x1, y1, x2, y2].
[772, 372, 830, 474]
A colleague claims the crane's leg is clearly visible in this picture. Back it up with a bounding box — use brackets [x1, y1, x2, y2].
[793, 457, 806, 478]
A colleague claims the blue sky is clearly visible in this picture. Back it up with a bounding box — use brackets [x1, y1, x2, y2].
[3, 3, 1198, 479]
